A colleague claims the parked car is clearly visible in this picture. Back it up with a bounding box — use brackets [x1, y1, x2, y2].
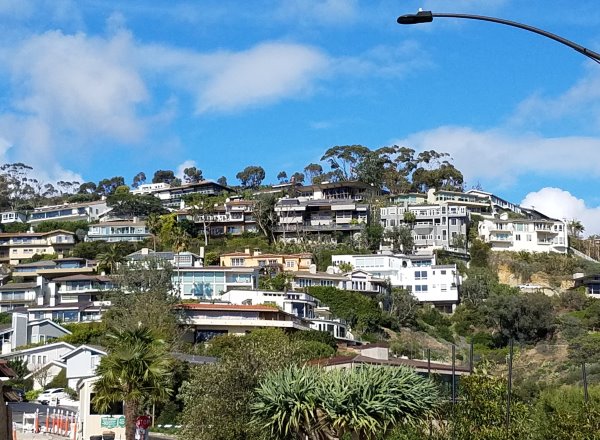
[36, 388, 69, 405]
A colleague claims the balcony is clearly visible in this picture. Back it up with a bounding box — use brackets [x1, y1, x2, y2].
[489, 234, 512, 242]
[274, 223, 364, 233]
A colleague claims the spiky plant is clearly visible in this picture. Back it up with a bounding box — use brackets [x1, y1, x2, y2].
[252, 365, 440, 440]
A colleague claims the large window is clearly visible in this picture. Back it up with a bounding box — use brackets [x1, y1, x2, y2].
[414, 270, 428, 280]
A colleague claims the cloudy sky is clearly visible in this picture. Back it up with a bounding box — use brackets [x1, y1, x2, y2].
[1, 1, 600, 233]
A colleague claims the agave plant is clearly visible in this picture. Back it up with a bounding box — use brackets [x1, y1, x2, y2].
[252, 365, 440, 440]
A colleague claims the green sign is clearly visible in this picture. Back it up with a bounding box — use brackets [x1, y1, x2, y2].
[101, 416, 125, 429]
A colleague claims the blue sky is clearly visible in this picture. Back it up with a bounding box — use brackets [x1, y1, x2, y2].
[2, 0, 600, 232]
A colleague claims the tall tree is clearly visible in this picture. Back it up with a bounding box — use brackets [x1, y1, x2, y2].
[253, 194, 278, 243]
[236, 165, 266, 189]
[152, 170, 177, 185]
[217, 176, 228, 186]
[97, 243, 127, 274]
[78, 181, 97, 194]
[303, 163, 323, 184]
[145, 213, 163, 251]
[132, 172, 146, 188]
[384, 225, 414, 254]
[320, 145, 370, 180]
[97, 176, 125, 197]
[276, 171, 287, 183]
[92, 327, 174, 440]
[290, 172, 305, 184]
[183, 167, 203, 184]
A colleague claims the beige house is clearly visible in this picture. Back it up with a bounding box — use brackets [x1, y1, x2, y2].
[219, 249, 313, 272]
[0, 230, 76, 265]
[78, 376, 125, 440]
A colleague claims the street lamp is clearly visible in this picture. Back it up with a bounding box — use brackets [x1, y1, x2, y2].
[397, 10, 600, 64]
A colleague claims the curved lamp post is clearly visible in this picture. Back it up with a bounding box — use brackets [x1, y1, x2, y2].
[397, 10, 600, 64]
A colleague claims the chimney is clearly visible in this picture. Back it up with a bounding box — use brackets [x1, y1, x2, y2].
[309, 264, 317, 274]
[244, 248, 251, 255]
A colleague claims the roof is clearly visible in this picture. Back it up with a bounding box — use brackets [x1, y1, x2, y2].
[0, 282, 38, 291]
[0, 229, 75, 238]
[293, 271, 347, 281]
[27, 319, 72, 335]
[91, 220, 147, 227]
[51, 274, 113, 282]
[32, 200, 106, 212]
[179, 303, 280, 313]
[60, 344, 107, 360]
[14, 260, 57, 268]
[309, 354, 471, 373]
[0, 360, 16, 378]
[0, 341, 75, 358]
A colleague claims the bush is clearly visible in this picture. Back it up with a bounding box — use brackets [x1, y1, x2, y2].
[46, 369, 67, 389]
[25, 390, 41, 401]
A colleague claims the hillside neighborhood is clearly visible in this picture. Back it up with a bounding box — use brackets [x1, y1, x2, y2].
[0, 158, 598, 440]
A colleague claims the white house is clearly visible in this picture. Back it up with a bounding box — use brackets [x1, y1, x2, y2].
[0, 313, 72, 353]
[0, 341, 75, 389]
[331, 254, 461, 312]
[219, 289, 354, 341]
[28, 200, 110, 225]
[59, 344, 106, 389]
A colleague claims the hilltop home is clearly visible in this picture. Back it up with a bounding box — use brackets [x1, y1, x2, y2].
[28, 200, 109, 225]
[273, 181, 379, 242]
[478, 210, 568, 254]
[0, 230, 76, 265]
[177, 199, 257, 237]
[331, 254, 461, 312]
[153, 180, 234, 209]
[86, 220, 150, 242]
[380, 203, 469, 253]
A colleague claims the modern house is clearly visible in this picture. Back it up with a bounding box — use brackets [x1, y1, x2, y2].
[178, 199, 257, 237]
[380, 203, 469, 253]
[573, 273, 600, 297]
[273, 181, 380, 242]
[86, 220, 150, 242]
[219, 289, 355, 342]
[125, 248, 259, 300]
[0, 230, 76, 265]
[130, 182, 171, 195]
[219, 249, 313, 273]
[153, 180, 234, 209]
[28, 200, 109, 225]
[12, 258, 96, 280]
[0, 211, 27, 224]
[478, 211, 568, 254]
[179, 303, 312, 343]
[290, 267, 387, 295]
[331, 254, 461, 312]
[0, 282, 39, 312]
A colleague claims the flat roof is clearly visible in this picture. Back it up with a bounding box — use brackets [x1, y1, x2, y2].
[179, 303, 280, 313]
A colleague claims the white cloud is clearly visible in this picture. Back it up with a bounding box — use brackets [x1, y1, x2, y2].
[509, 66, 600, 132]
[521, 187, 600, 235]
[9, 30, 148, 142]
[194, 42, 330, 113]
[176, 160, 197, 180]
[392, 126, 600, 188]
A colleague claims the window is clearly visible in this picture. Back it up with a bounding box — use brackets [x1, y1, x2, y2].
[414, 285, 428, 292]
[231, 258, 245, 266]
[526, 234, 532, 242]
[441, 284, 447, 291]
[450, 218, 457, 225]
[285, 261, 295, 268]
[415, 270, 428, 280]
[515, 234, 521, 241]
[441, 270, 446, 275]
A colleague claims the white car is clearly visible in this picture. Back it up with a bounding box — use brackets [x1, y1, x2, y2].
[37, 388, 69, 405]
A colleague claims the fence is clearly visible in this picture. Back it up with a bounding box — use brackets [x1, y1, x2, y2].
[21, 408, 78, 440]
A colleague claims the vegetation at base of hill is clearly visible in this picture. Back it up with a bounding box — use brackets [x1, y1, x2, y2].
[179, 329, 337, 440]
[1, 222, 29, 233]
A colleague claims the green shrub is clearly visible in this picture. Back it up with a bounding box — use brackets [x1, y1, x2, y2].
[46, 369, 67, 389]
[25, 389, 41, 401]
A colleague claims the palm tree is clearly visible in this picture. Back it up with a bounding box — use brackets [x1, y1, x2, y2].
[92, 327, 173, 440]
[170, 226, 190, 295]
[252, 365, 440, 440]
[145, 214, 163, 251]
[568, 219, 585, 238]
[97, 243, 126, 274]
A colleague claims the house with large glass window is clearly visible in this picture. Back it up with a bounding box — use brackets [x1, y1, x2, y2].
[28, 200, 109, 225]
[331, 254, 461, 312]
[478, 210, 568, 254]
[86, 220, 150, 242]
[0, 282, 39, 313]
